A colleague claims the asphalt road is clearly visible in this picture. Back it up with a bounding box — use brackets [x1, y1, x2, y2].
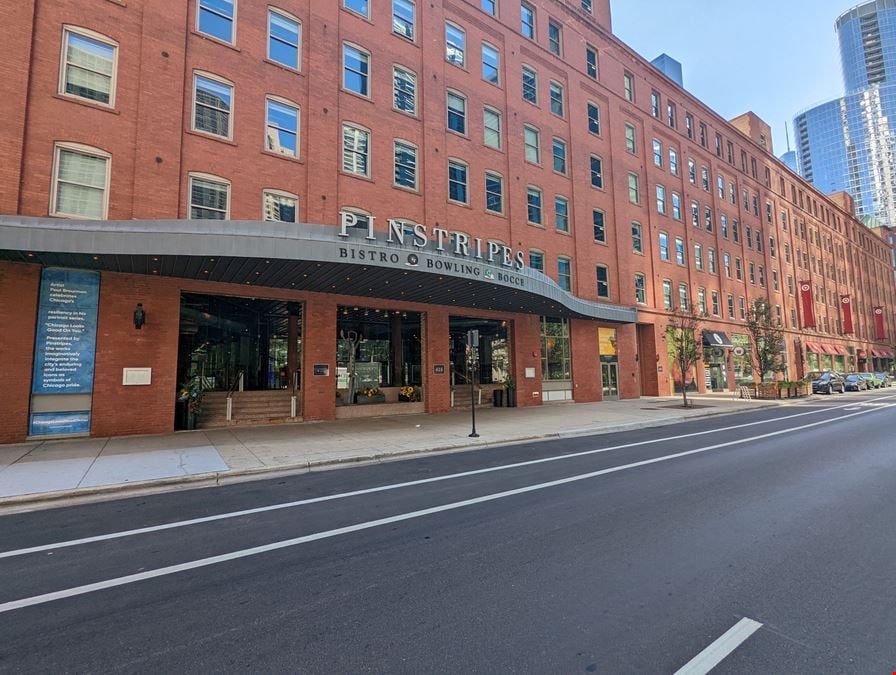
[1, 390, 895, 674]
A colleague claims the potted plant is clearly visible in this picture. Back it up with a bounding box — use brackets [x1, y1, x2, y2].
[177, 378, 204, 430]
[354, 386, 385, 404]
[399, 385, 420, 402]
[504, 376, 517, 408]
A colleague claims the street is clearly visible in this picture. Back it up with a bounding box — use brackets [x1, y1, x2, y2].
[1, 391, 895, 673]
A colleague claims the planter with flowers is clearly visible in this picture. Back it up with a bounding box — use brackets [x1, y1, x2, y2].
[398, 385, 421, 402]
[354, 387, 385, 405]
[177, 378, 205, 430]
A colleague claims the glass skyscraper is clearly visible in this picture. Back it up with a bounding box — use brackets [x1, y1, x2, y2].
[794, 0, 896, 227]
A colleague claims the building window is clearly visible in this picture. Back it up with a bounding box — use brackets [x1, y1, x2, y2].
[548, 21, 562, 55]
[625, 124, 636, 153]
[691, 201, 699, 228]
[193, 73, 232, 138]
[393, 0, 415, 40]
[590, 155, 604, 188]
[268, 10, 300, 70]
[672, 193, 681, 220]
[521, 3, 536, 39]
[485, 172, 503, 213]
[587, 102, 601, 134]
[593, 210, 606, 243]
[659, 232, 669, 261]
[445, 23, 465, 66]
[448, 160, 468, 203]
[688, 159, 696, 184]
[343, 44, 370, 96]
[482, 43, 500, 84]
[759, 266, 766, 288]
[721, 214, 729, 238]
[524, 125, 540, 163]
[50, 143, 110, 219]
[667, 102, 676, 128]
[685, 114, 693, 139]
[701, 166, 709, 191]
[522, 65, 538, 103]
[723, 253, 731, 278]
[650, 90, 660, 117]
[557, 258, 572, 291]
[699, 122, 707, 147]
[189, 174, 229, 219]
[582, 0, 593, 12]
[596, 265, 609, 298]
[653, 139, 663, 167]
[694, 243, 703, 271]
[675, 237, 685, 265]
[586, 46, 598, 79]
[541, 317, 571, 380]
[669, 148, 679, 176]
[735, 257, 743, 281]
[263, 190, 298, 223]
[484, 107, 502, 149]
[711, 291, 720, 316]
[447, 91, 466, 134]
[265, 98, 299, 157]
[393, 66, 417, 114]
[698, 288, 707, 315]
[344, 0, 369, 18]
[197, 0, 235, 43]
[552, 138, 568, 174]
[739, 296, 746, 320]
[662, 280, 673, 309]
[632, 222, 643, 253]
[678, 283, 689, 309]
[527, 186, 543, 224]
[727, 294, 735, 319]
[705, 207, 713, 232]
[529, 250, 544, 271]
[549, 81, 564, 116]
[656, 185, 667, 215]
[623, 71, 634, 101]
[628, 173, 640, 204]
[635, 273, 647, 304]
[60, 28, 117, 106]
[394, 140, 417, 189]
[341, 124, 370, 176]
[555, 195, 569, 232]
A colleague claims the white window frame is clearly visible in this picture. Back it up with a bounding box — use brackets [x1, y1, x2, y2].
[342, 42, 371, 97]
[392, 65, 417, 116]
[393, 139, 418, 190]
[188, 172, 231, 220]
[264, 96, 300, 158]
[50, 142, 111, 220]
[445, 22, 466, 67]
[524, 125, 541, 164]
[341, 122, 371, 177]
[59, 26, 119, 108]
[392, 0, 416, 41]
[262, 189, 299, 223]
[483, 106, 502, 149]
[191, 71, 234, 140]
[197, 0, 237, 44]
[267, 8, 302, 71]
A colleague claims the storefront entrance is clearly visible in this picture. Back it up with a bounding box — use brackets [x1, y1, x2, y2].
[178, 293, 303, 393]
[601, 363, 619, 399]
[599, 327, 619, 400]
[449, 317, 511, 407]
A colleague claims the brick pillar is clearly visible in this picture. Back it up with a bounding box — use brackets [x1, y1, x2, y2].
[302, 296, 336, 421]
[616, 323, 640, 399]
[570, 319, 600, 403]
[0, 1, 34, 215]
[0, 261, 40, 443]
[637, 323, 660, 396]
[512, 314, 543, 408]
[424, 308, 450, 413]
[91, 273, 181, 437]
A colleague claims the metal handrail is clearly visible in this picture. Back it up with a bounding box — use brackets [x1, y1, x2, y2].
[226, 370, 244, 399]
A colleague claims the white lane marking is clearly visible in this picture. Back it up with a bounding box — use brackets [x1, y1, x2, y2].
[674, 617, 763, 675]
[2, 394, 895, 560]
[1, 404, 893, 614]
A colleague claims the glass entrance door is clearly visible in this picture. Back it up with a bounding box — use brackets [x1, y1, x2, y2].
[601, 362, 619, 399]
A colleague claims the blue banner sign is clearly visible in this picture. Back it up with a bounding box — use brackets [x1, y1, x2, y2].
[29, 411, 91, 437]
[31, 268, 100, 395]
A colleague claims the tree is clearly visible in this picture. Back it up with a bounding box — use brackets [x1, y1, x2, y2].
[745, 298, 786, 385]
[667, 304, 705, 408]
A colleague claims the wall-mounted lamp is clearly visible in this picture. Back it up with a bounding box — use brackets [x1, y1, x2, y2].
[133, 303, 146, 330]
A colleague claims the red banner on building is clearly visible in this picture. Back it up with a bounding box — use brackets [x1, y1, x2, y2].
[840, 295, 854, 334]
[874, 306, 886, 340]
[799, 281, 816, 328]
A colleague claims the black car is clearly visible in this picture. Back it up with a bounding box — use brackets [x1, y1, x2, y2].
[843, 374, 868, 392]
[811, 372, 845, 394]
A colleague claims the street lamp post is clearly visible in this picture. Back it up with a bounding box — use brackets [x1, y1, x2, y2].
[467, 329, 479, 438]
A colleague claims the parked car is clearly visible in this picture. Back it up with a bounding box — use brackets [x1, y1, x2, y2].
[843, 374, 868, 392]
[873, 372, 891, 387]
[811, 372, 845, 394]
[858, 373, 883, 389]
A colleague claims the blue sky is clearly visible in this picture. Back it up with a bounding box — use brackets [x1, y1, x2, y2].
[611, 0, 850, 156]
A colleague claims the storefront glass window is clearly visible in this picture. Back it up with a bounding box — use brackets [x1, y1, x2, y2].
[732, 334, 752, 386]
[541, 317, 571, 380]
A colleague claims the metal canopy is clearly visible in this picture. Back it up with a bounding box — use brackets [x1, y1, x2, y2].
[0, 216, 638, 323]
[702, 330, 733, 348]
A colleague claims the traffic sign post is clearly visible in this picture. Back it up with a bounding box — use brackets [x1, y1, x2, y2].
[467, 329, 479, 438]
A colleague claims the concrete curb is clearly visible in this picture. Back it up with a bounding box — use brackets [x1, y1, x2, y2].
[0, 401, 780, 510]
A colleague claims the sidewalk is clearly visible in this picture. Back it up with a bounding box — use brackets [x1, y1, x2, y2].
[0, 394, 798, 507]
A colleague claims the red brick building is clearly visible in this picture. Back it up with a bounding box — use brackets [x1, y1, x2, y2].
[1, 0, 894, 443]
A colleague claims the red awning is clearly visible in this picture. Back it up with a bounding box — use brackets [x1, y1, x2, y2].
[832, 345, 849, 356]
[871, 348, 894, 358]
[871, 348, 882, 357]
[820, 343, 838, 355]
[805, 342, 823, 354]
